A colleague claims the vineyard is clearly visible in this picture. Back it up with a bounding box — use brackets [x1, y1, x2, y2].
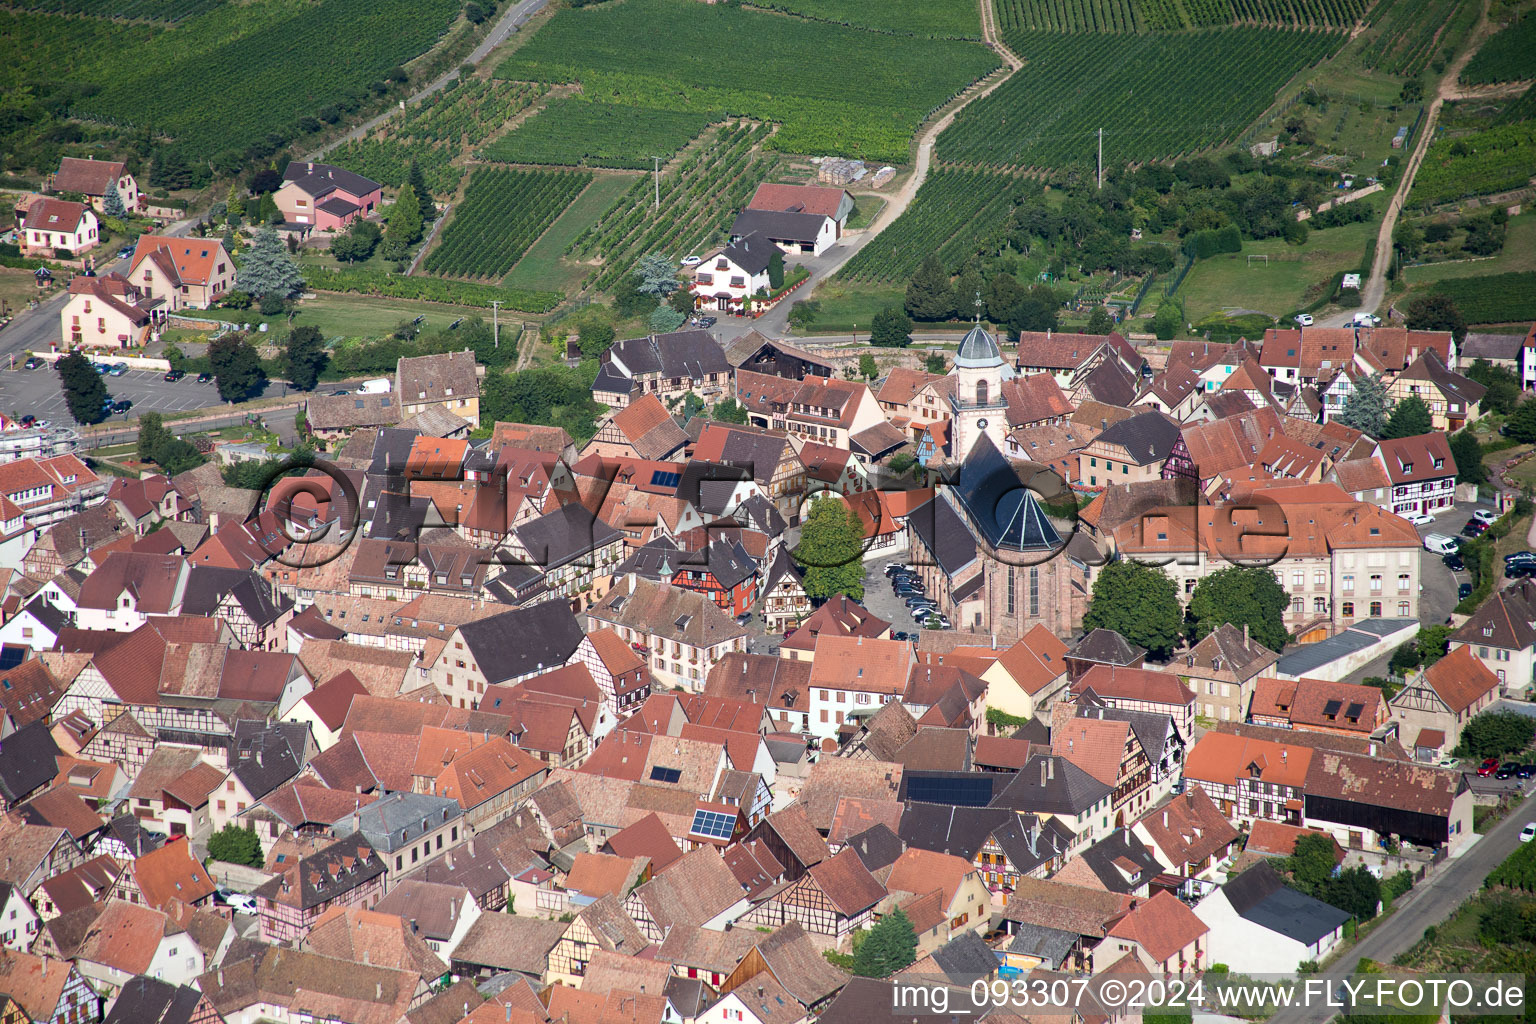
[1498, 87, 1536, 126]
[425, 168, 593, 280]
[1410, 121, 1536, 205]
[493, 0, 999, 162]
[1, 10, 154, 93]
[938, 28, 1339, 168]
[837, 169, 1020, 283]
[993, 0, 1364, 33]
[1460, 12, 1536, 86]
[71, 0, 463, 160]
[1429, 273, 1536, 325]
[301, 264, 562, 313]
[568, 122, 779, 291]
[747, 0, 982, 38]
[1360, 0, 1474, 77]
[481, 100, 720, 169]
[329, 79, 548, 196]
[6, 0, 221, 21]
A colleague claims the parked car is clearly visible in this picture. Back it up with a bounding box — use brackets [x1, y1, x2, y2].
[1294, 313, 1314, 326]
[1443, 553, 1465, 571]
[1462, 520, 1489, 537]
[905, 597, 937, 610]
[1498, 763, 1521, 779]
[94, 362, 111, 374]
[1472, 508, 1501, 526]
[892, 631, 911, 641]
[226, 893, 258, 915]
[1352, 312, 1382, 327]
[1422, 533, 1459, 555]
[1522, 823, 1536, 843]
[696, 316, 717, 328]
[1506, 551, 1536, 564]
[1403, 510, 1435, 526]
[1459, 582, 1474, 600]
[198, 372, 214, 383]
[109, 362, 128, 376]
[34, 420, 49, 430]
[1519, 764, 1536, 780]
[1479, 757, 1501, 777]
[883, 563, 912, 577]
[22, 357, 43, 370]
[117, 245, 135, 260]
[18, 415, 36, 428]
[111, 399, 132, 414]
[1509, 564, 1536, 580]
[164, 368, 186, 382]
[680, 255, 702, 267]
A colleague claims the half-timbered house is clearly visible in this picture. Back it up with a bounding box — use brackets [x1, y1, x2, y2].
[736, 848, 885, 938]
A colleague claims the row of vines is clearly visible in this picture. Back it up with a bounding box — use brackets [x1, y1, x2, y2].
[1410, 121, 1536, 206]
[7, 0, 221, 22]
[302, 264, 562, 312]
[425, 168, 593, 279]
[568, 122, 778, 291]
[481, 99, 720, 169]
[1459, 11, 1536, 86]
[994, 0, 1362, 32]
[838, 169, 1020, 282]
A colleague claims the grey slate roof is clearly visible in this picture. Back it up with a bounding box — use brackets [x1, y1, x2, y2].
[1004, 923, 1079, 968]
[1074, 829, 1162, 893]
[991, 754, 1111, 816]
[180, 565, 293, 627]
[842, 823, 905, 872]
[929, 929, 1000, 981]
[1460, 332, 1525, 361]
[1070, 628, 1145, 667]
[1094, 409, 1184, 465]
[104, 976, 205, 1024]
[282, 160, 380, 198]
[455, 599, 586, 684]
[905, 494, 978, 578]
[606, 329, 731, 381]
[229, 720, 307, 800]
[730, 209, 828, 245]
[513, 503, 622, 572]
[952, 433, 1062, 552]
[1222, 860, 1350, 944]
[333, 791, 463, 853]
[0, 721, 60, 805]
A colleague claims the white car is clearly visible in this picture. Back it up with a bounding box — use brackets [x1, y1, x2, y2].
[1294, 313, 1314, 326]
[1422, 533, 1459, 555]
[1403, 510, 1435, 526]
[1521, 823, 1536, 843]
[226, 893, 258, 914]
[1472, 508, 1500, 526]
[680, 255, 702, 267]
[1352, 312, 1382, 327]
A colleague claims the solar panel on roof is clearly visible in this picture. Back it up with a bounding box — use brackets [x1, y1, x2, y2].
[650, 470, 681, 488]
[0, 647, 25, 671]
[904, 773, 995, 807]
[650, 766, 682, 783]
[690, 809, 736, 840]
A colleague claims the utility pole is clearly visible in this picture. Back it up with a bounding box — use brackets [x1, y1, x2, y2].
[1097, 128, 1103, 190]
[652, 157, 661, 210]
[491, 300, 500, 349]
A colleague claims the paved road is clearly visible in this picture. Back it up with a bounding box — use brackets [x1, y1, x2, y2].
[1269, 804, 1529, 1024]
[309, 0, 549, 161]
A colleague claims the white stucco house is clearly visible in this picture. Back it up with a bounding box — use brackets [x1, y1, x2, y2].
[1192, 861, 1349, 973]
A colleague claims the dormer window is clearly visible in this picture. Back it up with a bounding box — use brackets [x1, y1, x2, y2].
[1433, 458, 1443, 470]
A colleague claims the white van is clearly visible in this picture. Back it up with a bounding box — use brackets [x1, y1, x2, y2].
[355, 378, 391, 395]
[1352, 312, 1382, 327]
[1422, 533, 1458, 555]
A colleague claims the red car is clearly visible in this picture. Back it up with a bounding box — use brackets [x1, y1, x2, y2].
[1478, 757, 1501, 777]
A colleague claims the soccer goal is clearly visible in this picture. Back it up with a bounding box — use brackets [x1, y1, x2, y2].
[1247, 254, 1269, 268]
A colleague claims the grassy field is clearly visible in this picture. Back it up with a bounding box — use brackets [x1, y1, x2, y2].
[181, 292, 493, 344]
[503, 172, 637, 293]
[846, 195, 887, 231]
[797, 283, 907, 334]
[0, 269, 53, 318]
[1404, 212, 1536, 285]
[1177, 214, 1378, 321]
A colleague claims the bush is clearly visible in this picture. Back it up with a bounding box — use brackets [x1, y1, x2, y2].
[207, 823, 263, 867]
[1456, 710, 1536, 759]
[258, 293, 285, 316]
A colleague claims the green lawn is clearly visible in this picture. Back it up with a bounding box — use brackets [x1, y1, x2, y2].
[1177, 214, 1379, 322]
[180, 291, 494, 345]
[1404, 212, 1536, 285]
[796, 282, 907, 334]
[503, 171, 637, 293]
[845, 195, 887, 231]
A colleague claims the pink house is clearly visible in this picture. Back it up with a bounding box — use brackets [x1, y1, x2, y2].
[16, 197, 98, 257]
[275, 161, 383, 230]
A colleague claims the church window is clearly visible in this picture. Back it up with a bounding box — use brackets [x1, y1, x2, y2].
[1029, 567, 1039, 617]
[976, 380, 988, 406]
[1006, 567, 1014, 615]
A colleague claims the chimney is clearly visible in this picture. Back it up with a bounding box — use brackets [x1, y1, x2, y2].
[1244, 623, 1250, 644]
[1163, 810, 1168, 829]
[1047, 759, 1054, 780]
[1369, 742, 1377, 756]
[40, 957, 47, 977]
[376, 981, 382, 1000]
[1039, 761, 1046, 786]
[218, 968, 223, 986]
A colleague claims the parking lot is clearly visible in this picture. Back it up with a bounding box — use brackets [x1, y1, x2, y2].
[0, 363, 268, 423]
[1410, 501, 1491, 625]
[863, 552, 944, 637]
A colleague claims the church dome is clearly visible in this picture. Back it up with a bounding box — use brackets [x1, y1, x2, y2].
[954, 323, 1004, 368]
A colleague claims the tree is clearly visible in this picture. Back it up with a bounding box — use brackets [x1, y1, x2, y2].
[768, 249, 785, 291]
[795, 496, 865, 602]
[905, 255, 954, 321]
[331, 220, 380, 263]
[1454, 710, 1536, 758]
[465, 1, 489, 22]
[1449, 430, 1487, 486]
[101, 181, 126, 219]
[1151, 299, 1182, 341]
[407, 160, 435, 223]
[852, 907, 918, 977]
[1323, 866, 1381, 922]
[1406, 292, 1467, 341]
[1283, 834, 1340, 896]
[1187, 565, 1289, 651]
[713, 397, 748, 424]
[1085, 306, 1115, 334]
[648, 306, 686, 333]
[137, 412, 172, 464]
[226, 182, 247, 219]
[634, 253, 679, 298]
[1009, 290, 1060, 336]
[386, 190, 422, 253]
[858, 353, 878, 379]
[249, 168, 284, 195]
[1382, 395, 1432, 439]
[577, 322, 615, 359]
[207, 823, 263, 867]
[985, 272, 1024, 323]
[209, 335, 266, 402]
[1336, 372, 1391, 438]
[611, 271, 658, 318]
[870, 306, 912, 348]
[284, 325, 328, 391]
[1464, 358, 1520, 416]
[787, 300, 821, 329]
[1510, 398, 1536, 444]
[924, 352, 948, 375]
[236, 227, 304, 299]
[57, 351, 108, 425]
[152, 148, 193, 190]
[669, 285, 694, 316]
[1082, 561, 1183, 659]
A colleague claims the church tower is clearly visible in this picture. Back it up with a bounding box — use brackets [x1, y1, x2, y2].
[948, 292, 1015, 460]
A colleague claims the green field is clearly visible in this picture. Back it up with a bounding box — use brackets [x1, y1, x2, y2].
[481, 99, 719, 169]
[938, 28, 1341, 169]
[1410, 121, 1536, 206]
[839, 169, 1020, 282]
[568, 122, 781, 291]
[747, 0, 981, 38]
[1460, 11, 1536, 85]
[180, 291, 495, 345]
[1175, 213, 1378, 320]
[425, 168, 593, 280]
[492, 0, 1000, 162]
[504, 172, 638, 293]
[796, 283, 909, 334]
[1404, 213, 1536, 284]
[1427, 272, 1536, 324]
[67, 0, 463, 161]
